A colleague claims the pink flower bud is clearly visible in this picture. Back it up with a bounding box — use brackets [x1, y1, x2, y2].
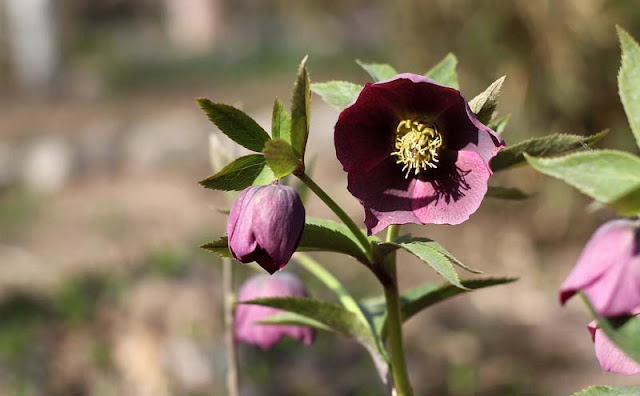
[234, 273, 315, 349]
[560, 219, 640, 317]
[227, 184, 305, 274]
[588, 319, 640, 375]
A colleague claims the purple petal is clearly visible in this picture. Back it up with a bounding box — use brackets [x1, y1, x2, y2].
[589, 321, 640, 375]
[560, 219, 640, 316]
[411, 150, 490, 225]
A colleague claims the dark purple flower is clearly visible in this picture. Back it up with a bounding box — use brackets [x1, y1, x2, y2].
[560, 219, 640, 317]
[227, 183, 305, 274]
[235, 273, 315, 350]
[334, 73, 505, 234]
[589, 318, 640, 375]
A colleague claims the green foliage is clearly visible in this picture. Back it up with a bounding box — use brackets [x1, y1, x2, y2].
[617, 27, 640, 150]
[469, 76, 505, 125]
[486, 186, 531, 200]
[199, 154, 275, 191]
[310, 81, 362, 110]
[262, 139, 302, 178]
[200, 236, 232, 258]
[574, 386, 640, 396]
[525, 150, 640, 215]
[356, 60, 398, 82]
[491, 130, 609, 172]
[196, 99, 271, 152]
[258, 312, 333, 332]
[611, 186, 640, 216]
[239, 296, 377, 347]
[271, 98, 291, 141]
[425, 53, 459, 89]
[290, 56, 311, 161]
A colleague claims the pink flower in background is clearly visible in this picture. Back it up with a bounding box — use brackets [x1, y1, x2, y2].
[334, 73, 504, 235]
[589, 320, 640, 375]
[227, 183, 305, 274]
[559, 219, 640, 317]
[234, 273, 315, 349]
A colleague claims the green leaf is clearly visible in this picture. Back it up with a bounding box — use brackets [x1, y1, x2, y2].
[197, 99, 270, 152]
[258, 312, 334, 332]
[200, 236, 231, 258]
[394, 235, 480, 275]
[290, 56, 311, 161]
[271, 98, 290, 141]
[425, 53, 459, 89]
[468, 76, 505, 125]
[262, 139, 302, 179]
[299, 218, 369, 264]
[356, 60, 398, 82]
[486, 186, 531, 200]
[488, 114, 510, 135]
[525, 150, 640, 209]
[611, 185, 640, 216]
[491, 130, 609, 172]
[240, 297, 377, 347]
[574, 386, 640, 396]
[199, 154, 275, 191]
[617, 26, 640, 149]
[311, 81, 362, 110]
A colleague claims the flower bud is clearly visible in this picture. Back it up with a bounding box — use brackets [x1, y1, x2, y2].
[560, 219, 640, 317]
[227, 183, 305, 274]
[234, 273, 315, 349]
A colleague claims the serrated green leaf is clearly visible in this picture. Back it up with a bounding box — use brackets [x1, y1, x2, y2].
[290, 56, 311, 161]
[525, 150, 640, 209]
[311, 81, 362, 110]
[299, 218, 369, 264]
[486, 186, 531, 200]
[488, 114, 510, 135]
[387, 239, 464, 288]
[573, 386, 640, 396]
[611, 185, 640, 216]
[197, 99, 270, 152]
[364, 278, 516, 339]
[200, 236, 231, 258]
[262, 139, 301, 179]
[468, 76, 505, 125]
[491, 130, 609, 172]
[271, 98, 290, 141]
[583, 294, 640, 365]
[356, 60, 398, 82]
[392, 235, 480, 275]
[425, 53, 459, 89]
[241, 297, 377, 347]
[199, 154, 275, 191]
[617, 26, 640, 149]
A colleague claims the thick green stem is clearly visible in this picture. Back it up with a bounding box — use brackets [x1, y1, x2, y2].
[296, 173, 373, 262]
[383, 225, 413, 396]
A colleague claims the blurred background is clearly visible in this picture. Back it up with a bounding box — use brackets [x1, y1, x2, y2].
[1, 0, 640, 395]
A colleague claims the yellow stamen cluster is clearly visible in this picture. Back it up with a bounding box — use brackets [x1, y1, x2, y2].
[391, 119, 443, 178]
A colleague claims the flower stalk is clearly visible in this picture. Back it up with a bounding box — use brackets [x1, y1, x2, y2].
[222, 257, 239, 396]
[383, 225, 413, 396]
[297, 173, 373, 262]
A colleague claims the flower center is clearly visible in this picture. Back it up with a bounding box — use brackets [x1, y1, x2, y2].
[391, 118, 444, 178]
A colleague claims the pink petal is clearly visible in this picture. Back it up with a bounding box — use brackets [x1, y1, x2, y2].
[589, 321, 640, 375]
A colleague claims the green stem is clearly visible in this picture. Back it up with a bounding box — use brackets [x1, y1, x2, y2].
[383, 225, 413, 396]
[297, 173, 373, 263]
[222, 258, 239, 396]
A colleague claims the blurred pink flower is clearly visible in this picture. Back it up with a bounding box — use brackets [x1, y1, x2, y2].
[589, 320, 640, 375]
[234, 273, 315, 350]
[334, 73, 504, 234]
[227, 183, 305, 274]
[560, 219, 640, 317]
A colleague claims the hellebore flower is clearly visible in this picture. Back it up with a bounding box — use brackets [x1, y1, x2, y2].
[235, 273, 315, 349]
[588, 319, 640, 375]
[227, 183, 305, 274]
[560, 219, 640, 317]
[334, 73, 505, 234]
